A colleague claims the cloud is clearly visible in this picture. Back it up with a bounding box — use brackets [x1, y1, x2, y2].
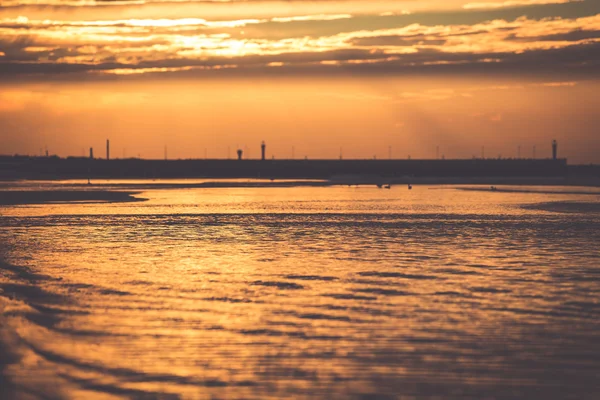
[271, 14, 352, 23]
[462, 0, 578, 10]
[0, 3, 598, 80]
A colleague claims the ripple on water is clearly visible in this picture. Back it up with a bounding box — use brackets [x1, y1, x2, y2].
[284, 275, 338, 281]
[202, 296, 255, 303]
[291, 312, 354, 323]
[323, 293, 378, 301]
[97, 289, 130, 296]
[355, 288, 413, 297]
[358, 271, 439, 280]
[238, 329, 342, 340]
[251, 280, 304, 290]
[470, 287, 512, 294]
[436, 268, 481, 276]
[432, 291, 473, 298]
[1, 186, 599, 399]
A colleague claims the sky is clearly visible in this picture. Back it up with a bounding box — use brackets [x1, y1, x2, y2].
[0, 0, 599, 162]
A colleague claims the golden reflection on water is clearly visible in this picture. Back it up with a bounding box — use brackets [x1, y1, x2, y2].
[1, 184, 600, 398]
[3, 184, 599, 217]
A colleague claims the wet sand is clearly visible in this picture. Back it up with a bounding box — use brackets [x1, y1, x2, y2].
[522, 201, 600, 214]
[0, 190, 146, 205]
[0, 259, 75, 399]
[458, 187, 600, 196]
[0, 260, 31, 400]
[0, 322, 17, 400]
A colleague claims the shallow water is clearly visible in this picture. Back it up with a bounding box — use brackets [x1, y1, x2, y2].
[1, 184, 600, 399]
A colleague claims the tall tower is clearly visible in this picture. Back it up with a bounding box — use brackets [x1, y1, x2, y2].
[261, 141, 266, 161]
[89, 147, 94, 159]
[106, 139, 110, 160]
[237, 149, 243, 160]
[552, 140, 557, 160]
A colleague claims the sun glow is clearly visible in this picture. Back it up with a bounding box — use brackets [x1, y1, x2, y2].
[0, 0, 598, 162]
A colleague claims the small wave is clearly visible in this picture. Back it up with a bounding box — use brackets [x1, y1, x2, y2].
[239, 328, 284, 336]
[0, 283, 67, 306]
[238, 329, 341, 340]
[124, 280, 152, 286]
[285, 275, 338, 281]
[485, 306, 583, 319]
[351, 279, 409, 287]
[470, 287, 512, 294]
[293, 312, 353, 323]
[30, 304, 89, 316]
[202, 296, 255, 303]
[325, 305, 394, 318]
[356, 288, 412, 296]
[46, 326, 131, 338]
[358, 271, 438, 280]
[563, 301, 600, 311]
[23, 339, 254, 389]
[65, 283, 94, 291]
[58, 374, 179, 398]
[265, 320, 310, 328]
[551, 273, 600, 282]
[432, 291, 473, 298]
[465, 264, 495, 269]
[323, 293, 377, 301]
[251, 280, 304, 290]
[436, 268, 480, 276]
[97, 289, 130, 296]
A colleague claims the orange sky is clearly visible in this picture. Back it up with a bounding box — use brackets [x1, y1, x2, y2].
[1, 0, 599, 162]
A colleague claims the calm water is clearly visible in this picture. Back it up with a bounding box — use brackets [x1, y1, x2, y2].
[1, 183, 600, 399]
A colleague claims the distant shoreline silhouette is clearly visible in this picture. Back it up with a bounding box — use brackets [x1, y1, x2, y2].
[2, 155, 591, 182]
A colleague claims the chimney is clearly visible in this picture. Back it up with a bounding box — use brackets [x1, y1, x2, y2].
[552, 140, 557, 160]
[261, 141, 266, 161]
[106, 139, 110, 160]
[89, 147, 94, 159]
[237, 149, 243, 160]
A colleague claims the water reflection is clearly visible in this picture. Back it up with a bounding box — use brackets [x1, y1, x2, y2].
[1, 184, 599, 398]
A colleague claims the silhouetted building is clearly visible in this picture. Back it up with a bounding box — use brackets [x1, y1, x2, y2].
[261, 141, 266, 161]
[552, 140, 558, 160]
[0, 154, 570, 180]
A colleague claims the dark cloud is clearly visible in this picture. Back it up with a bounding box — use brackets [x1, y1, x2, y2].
[509, 29, 600, 41]
[0, 0, 598, 82]
[349, 35, 447, 47]
[1, 41, 598, 82]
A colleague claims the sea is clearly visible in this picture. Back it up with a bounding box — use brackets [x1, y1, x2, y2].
[1, 181, 599, 399]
